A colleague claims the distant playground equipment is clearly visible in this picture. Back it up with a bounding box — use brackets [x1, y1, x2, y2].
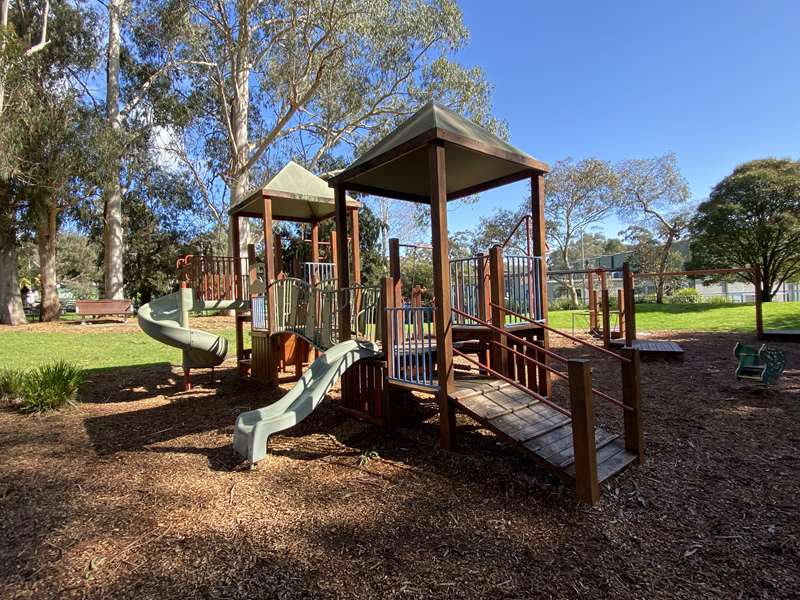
[140, 103, 646, 504]
[550, 265, 776, 361]
[734, 342, 785, 385]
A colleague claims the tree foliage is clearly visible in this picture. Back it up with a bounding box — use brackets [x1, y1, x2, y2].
[689, 158, 800, 301]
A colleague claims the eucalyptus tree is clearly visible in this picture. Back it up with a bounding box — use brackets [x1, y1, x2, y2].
[615, 153, 692, 303]
[0, 0, 97, 323]
[165, 0, 502, 253]
[545, 157, 619, 306]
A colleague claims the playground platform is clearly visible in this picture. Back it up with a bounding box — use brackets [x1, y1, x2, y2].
[762, 330, 800, 342]
[450, 376, 638, 485]
[611, 338, 685, 361]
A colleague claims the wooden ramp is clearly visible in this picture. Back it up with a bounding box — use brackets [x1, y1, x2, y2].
[450, 376, 637, 485]
[611, 338, 684, 361]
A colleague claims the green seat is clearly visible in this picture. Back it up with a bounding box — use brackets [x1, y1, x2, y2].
[734, 342, 785, 385]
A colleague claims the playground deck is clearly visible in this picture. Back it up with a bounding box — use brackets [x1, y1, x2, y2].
[611, 338, 685, 361]
[450, 376, 638, 485]
[762, 329, 800, 342]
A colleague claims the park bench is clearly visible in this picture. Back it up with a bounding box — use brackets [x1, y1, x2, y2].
[75, 299, 133, 323]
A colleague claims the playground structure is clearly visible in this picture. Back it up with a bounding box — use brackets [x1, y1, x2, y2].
[550, 265, 775, 361]
[141, 102, 646, 504]
[734, 342, 786, 385]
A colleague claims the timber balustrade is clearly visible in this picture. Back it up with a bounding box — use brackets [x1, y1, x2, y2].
[176, 255, 251, 302]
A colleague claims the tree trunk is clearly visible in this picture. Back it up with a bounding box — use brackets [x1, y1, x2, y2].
[102, 0, 125, 299]
[226, 37, 251, 258]
[37, 202, 60, 321]
[0, 217, 25, 325]
[655, 233, 675, 304]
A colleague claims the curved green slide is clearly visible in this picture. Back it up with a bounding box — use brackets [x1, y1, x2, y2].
[233, 339, 381, 465]
[137, 288, 242, 369]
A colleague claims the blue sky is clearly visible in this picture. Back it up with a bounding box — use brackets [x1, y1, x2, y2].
[445, 0, 800, 237]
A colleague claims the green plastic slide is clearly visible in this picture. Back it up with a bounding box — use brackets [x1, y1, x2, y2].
[137, 288, 242, 369]
[233, 339, 380, 465]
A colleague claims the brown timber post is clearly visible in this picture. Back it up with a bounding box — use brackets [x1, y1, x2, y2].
[622, 262, 636, 346]
[262, 193, 278, 384]
[380, 277, 394, 374]
[310, 222, 320, 263]
[588, 272, 597, 331]
[477, 253, 491, 370]
[601, 289, 611, 349]
[531, 173, 551, 398]
[232, 215, 244, 368]
[617, 288, 626, 339]
[334, 185, 351, 341]
[329, 231, 338, 276]
[350, 207, 361, 285]
[489, 245, 507, 376]
[621, 347, 644, 463]
[754, 266, 764, 339]
[568, 358, 600, 505]
[429, 141, 456, 450]
[247, 244, 257, 292]
[274, 233, 283, 277]
[389, 238, 402, 307]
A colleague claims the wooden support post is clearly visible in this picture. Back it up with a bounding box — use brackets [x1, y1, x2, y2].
[754, 266, 764, 339]
[274, 233, 283, 277]
[232, 216, 245, 366]
[601, 289, 611, 349]
[310, 222, 320, 263]
[588, 272, 596, 331]
[617, 288, 626, 340]
[247, 244, 257, 291]
[329, 231, 338, 275]
[622, 262, 636, 346]
[334, 185, 351, 341]
[531, 173, 551, 398]
[350, 207, 361, 285]
[489, 245, 507, 376]
[262, 193, 278, 385]
[568, 359, 600, 505]
[429, 142, 455, 450]
[621, 347, 644, 463]
[380, 277, 394, 375]
[388, 237, 402, 307]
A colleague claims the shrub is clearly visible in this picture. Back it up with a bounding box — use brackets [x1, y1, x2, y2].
[550, 297, 579, 311]
[1, 361, 85, 414]
[706, 295, 733, 305]
[0, 369, 26, 400]
[670, 288, 701, 304]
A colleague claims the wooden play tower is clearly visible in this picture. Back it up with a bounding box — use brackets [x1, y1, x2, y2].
[180, 104, 645, 504]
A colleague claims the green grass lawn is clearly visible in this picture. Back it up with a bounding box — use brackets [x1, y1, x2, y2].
[0, 327, 249, 372]
[548, 301, 800, 333]
[1, 302, 797, 372]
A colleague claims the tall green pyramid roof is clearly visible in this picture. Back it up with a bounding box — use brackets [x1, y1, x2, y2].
[329, 101, 548, 202]
[230, 161, 360, 221]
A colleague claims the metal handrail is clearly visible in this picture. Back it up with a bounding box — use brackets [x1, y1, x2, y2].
[501, 214, 533, 255]
[491, 302, 632, 364]
[452, 347, 570, 417]
[452, 306, 632, 413]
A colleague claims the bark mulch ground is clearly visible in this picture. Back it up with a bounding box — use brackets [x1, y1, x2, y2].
[0, 329, 798, 599]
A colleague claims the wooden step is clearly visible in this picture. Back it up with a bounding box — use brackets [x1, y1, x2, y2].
[450, 375, 638, 487]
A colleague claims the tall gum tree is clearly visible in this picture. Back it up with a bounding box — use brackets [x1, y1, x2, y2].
[165, 0, 502, 254]
[616, 153, 692, 303]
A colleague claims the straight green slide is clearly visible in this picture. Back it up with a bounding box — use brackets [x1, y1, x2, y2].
[137, 288, 241, 369]
[233, 339, 381, 465]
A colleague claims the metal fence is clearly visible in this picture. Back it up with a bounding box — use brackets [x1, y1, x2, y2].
[302, 262, 336, 284]
[504, 255, 544, 323]
[386, 306, 437, 388]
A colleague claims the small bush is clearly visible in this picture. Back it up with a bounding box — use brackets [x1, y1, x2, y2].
[670, 288, 701, 304]
[0, 368, 27, 400]
[1, 361, 85, 414]
[550, 297, 579, 311]
[706, 295, 733, 305]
